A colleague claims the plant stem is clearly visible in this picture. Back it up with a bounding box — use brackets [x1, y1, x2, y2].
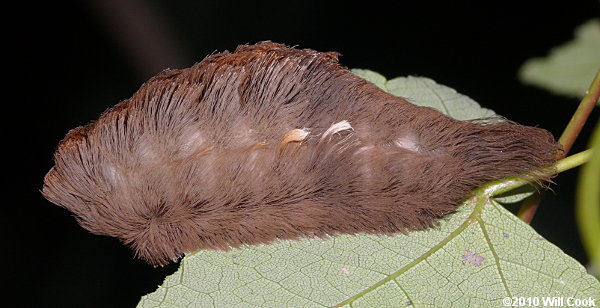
[517, 70, 600, 223]
[488, 149, 593, 197]
[554, 149, 593, 172]
[558, 69, 600, 157]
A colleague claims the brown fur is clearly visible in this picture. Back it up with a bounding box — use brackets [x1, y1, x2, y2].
[42, 42, 561, 266]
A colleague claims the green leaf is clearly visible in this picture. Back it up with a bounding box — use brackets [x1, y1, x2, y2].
[385, 76, 497, 121]
[519, 19, 600, 99]
[138, 71, 599, 307]
[577, 121, 600, 275]
[351, 69, 388, 91]
[353, 70, 497, 121]
[493, 184, 537, 205]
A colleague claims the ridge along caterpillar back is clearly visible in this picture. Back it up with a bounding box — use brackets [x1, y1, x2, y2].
[42, 42, 561, 266]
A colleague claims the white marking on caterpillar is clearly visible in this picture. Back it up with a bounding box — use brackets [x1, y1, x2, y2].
[103, 164, 121, 187]
[137, 140, 159, 161]
[231, 122, 257, 145]
[394, 135, 420, 152]
[355, 145, 374, 155]
[179, 129, 205, 157]
[321, 120, 353, 140]
[247, 142, 267, 172]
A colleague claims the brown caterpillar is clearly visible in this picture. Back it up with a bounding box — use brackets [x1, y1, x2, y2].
[42, 42, 560, 266]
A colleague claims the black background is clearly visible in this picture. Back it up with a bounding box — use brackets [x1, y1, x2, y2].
[7, 1, 599, 307]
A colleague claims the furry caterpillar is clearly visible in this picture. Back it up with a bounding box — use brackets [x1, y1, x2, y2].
[42, 42, 560, 266]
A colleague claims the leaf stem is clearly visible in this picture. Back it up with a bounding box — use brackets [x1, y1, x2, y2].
[487, 149, 593, 197]
[517, 70, 600, 223]
[555, 149, 593, 173]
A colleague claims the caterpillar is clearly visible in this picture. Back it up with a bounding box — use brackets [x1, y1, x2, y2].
[42, 42, 560, 266]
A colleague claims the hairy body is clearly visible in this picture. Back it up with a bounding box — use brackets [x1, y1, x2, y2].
[42, 42, 560, 266]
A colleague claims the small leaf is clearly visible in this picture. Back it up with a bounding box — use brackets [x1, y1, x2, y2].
[351, 69, 388, 91]
[493, 184, 537, 204]
[138, 71, 599, 307]
[519, 19, 600, 98]
[353, 69, 496, 121]
[388, 76, 498, 120]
